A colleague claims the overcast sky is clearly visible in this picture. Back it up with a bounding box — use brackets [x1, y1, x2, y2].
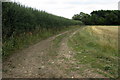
[11, 0, 119, 19]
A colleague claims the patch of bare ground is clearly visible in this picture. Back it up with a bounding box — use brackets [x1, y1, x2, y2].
[3, 27, 105, 78]
[56, 29, 105, 78]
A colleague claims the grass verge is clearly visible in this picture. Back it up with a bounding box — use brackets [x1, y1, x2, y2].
[68, 26, 118, 78]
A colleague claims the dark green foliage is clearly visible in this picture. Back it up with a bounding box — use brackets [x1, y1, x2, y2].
[2, 2, 82, 57]
[2, 2, 82, 40]
[72, 10, 120, 25]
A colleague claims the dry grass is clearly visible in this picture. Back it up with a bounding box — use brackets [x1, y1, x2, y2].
[91, 26, 118, 37]
[91, 26, 118, 48]
[68, 26, 118, 78]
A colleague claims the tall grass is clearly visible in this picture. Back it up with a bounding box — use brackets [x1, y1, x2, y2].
[68, 26, 118, 78]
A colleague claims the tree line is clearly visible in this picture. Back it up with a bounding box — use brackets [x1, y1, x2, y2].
[72, 10, 120, 25]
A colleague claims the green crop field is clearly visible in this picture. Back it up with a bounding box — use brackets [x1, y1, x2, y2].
[2, 2, 82, 58]
[2, 1, 120, 78]
[68, 26, 118, 78]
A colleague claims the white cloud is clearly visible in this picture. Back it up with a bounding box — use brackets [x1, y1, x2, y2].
[11, 0, 118, 19]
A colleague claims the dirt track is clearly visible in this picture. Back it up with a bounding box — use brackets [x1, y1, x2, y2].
[2, 27, 105, 78]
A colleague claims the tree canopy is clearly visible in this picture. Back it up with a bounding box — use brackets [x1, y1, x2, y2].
[72, 10, 120, 25]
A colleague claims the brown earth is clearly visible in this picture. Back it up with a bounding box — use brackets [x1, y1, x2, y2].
[2, 27, 105, 78]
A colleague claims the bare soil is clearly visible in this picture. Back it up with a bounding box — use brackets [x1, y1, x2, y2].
[2, 28, 105, 78]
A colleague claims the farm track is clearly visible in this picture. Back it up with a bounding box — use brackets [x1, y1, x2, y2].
[3, 27, 105, 78]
